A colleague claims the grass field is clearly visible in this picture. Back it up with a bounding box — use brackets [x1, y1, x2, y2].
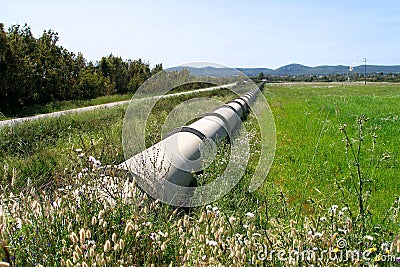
[0, 83, 399, 266]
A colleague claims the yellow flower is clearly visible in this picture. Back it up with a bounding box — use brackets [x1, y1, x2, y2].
[368, 247, 377, 253]
[374, 254, 382, 262]
[333, 247, 340, 253]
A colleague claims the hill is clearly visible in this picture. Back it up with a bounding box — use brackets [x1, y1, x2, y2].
[168, 64, 400, 77]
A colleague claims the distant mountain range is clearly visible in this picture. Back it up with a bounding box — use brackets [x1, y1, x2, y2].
[167, 64, 400, 77]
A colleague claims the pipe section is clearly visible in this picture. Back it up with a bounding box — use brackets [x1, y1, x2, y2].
[119, 84, 263, 187]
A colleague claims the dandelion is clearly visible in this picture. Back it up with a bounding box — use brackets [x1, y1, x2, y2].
[368, 247, 378, 253]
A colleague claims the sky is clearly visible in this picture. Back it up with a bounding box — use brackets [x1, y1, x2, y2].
[2, 0, 400, 69]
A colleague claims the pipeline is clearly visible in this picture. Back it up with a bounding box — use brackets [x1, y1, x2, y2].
[119, 83, 264, 189]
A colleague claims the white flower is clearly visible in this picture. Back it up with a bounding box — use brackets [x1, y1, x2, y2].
[206, 239, 218, 246]
[206, 205, 212, 210]
[314, 232, 323, 238]
[158, 231, 167, 238]
[212, 206, 219, 212]
[364, 235, 374, 241]
[245, 212, 255, 218]
[16, 218, 22, 230]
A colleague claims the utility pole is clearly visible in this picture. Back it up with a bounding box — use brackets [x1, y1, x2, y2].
[364, 58, 367, 85]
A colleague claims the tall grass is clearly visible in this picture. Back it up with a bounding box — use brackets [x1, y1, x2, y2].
[0, 83, 399, 266]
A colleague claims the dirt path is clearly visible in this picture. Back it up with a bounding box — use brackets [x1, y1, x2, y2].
[0, 83, 236, 128]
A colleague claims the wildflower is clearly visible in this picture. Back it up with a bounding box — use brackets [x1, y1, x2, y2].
[70, 232, 79, 243]
[86, 229, 91, 239]
[15, 218, 22, 230]
[73, 251, 80, 262]
[158, 231, 167, 238]
[112, 232, 117, 243]
[206, 239, 218, 247]
[104, 240, 111, 252]
[364, 235, 374, 241]
[75, 245, 83, 255]
[245, 212, 255, 218]
[333, 247, 340, 253]
[124, 222, 134, 234]
[314, 232, 323, 238]
[368, 247, 377, 253]
[119, 239, 125, 250]
[79, 228, 86, 244]
[229, 216, 236, 224]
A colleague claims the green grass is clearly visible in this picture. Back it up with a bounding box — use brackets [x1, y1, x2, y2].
[263, 82, 400, 219]
[0, 82, 399, 266]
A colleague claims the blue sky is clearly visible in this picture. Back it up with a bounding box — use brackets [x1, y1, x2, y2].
[2, 0, 400, 68]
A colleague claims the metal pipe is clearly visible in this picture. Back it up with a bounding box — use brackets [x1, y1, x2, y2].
[119, 83, 264, 187]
